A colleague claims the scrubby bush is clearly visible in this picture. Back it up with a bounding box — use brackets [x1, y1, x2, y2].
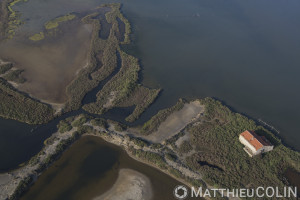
[165, 153, 177, 162]
[71, 116, 87, 127]
[91, 118, 108, 129]
[44, 14, 75, 30]
[57, 120, 72, 133]
[0, 78, 54, 124]
[178, 141, 193, 154]
[0, 63, 13, 74]
[3, 69, 26, 83]
[77, 125, 94, 134]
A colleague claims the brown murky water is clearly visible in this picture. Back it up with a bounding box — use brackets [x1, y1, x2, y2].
[20, 136, 192, 200]
[0, 20, 92, 103]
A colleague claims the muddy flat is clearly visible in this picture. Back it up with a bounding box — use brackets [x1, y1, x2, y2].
[0, 22, 92, 103]
[146, 101, 204, 143]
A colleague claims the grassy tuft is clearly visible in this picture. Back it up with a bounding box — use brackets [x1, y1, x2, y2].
[29, 32, 44, 41]
[44, 14, 76, 30]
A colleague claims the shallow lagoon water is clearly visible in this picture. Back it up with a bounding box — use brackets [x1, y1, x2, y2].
[10, 0, 300, 150]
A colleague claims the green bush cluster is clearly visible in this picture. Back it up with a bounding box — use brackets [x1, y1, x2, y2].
[57, 120, 72, 133]
[129, 137, 149, 148]
[3, 69, 26, 83]
[44, 14, 75, 30]
[29, 32, 44, 41]
[0, 62, 13, 74]
[129, 148, 166, 169]
[165, 153, 177, 162]
[178, 140, 193, 154]
[0, 78, 54, 124]
[90, 118, 108, 129]
[149, 143, 163, 149]
[71, 116, 88, 127]
[77, 125, 94, 134]
[112, 121, 127, 132]
[183, 98, 300, 193]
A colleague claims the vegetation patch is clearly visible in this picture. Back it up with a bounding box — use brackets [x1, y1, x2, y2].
[29, 32, 44, 41]
[77, 125, 94, 135]
[108, 120, 127, 131]
[183, 98, 300, 194]
[83, 49, 160, 122]
[0, 78, 54, 124]
[64, 7, 119, 111]
[71, 115, 88, 127]
[178, 140, 193, 154]
[3, 69, 26, 83]
[90, 118, 108, 129]
[44, 14, 76, 30]
[0, 62, 13, 74]
[129, 147, 167, 169]
[57, 120, 72, 133]
[75, 4, 160, 122]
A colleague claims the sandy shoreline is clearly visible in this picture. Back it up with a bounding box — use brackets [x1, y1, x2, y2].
[93, 169, 153, 200]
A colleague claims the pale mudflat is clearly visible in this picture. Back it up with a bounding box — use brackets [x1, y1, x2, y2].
[94, 169, 153, 200]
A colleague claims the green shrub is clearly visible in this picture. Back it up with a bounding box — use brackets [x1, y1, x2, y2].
[165, 153, 177, 162]
[0, 78, 54, 124]
[130, 148, 166, 169]
[90, 118, 108, 128]
[44, 14, 75, 30]
[130, 137, 149, 148]
[3, 69, 26, 83]
[184, 98, 300, 191]
[29, 32, 44, 41]
[57, 120, 72, 133]
[178, 140, 193, 154]
[0, 63, 13, 74]
[71, 116, 87, 127]
[77, 125, 93, 134]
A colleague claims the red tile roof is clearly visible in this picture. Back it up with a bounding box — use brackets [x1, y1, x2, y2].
[240, 130, 272, 151]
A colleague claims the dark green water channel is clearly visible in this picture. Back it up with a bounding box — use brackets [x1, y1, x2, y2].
[20, 136, 191, 200]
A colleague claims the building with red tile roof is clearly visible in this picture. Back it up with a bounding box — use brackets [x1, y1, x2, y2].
[239, 130, 273, 157]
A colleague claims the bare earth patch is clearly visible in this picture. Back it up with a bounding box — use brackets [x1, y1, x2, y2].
[93, 169, 153, 200]
[146, 101, 204, 143]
